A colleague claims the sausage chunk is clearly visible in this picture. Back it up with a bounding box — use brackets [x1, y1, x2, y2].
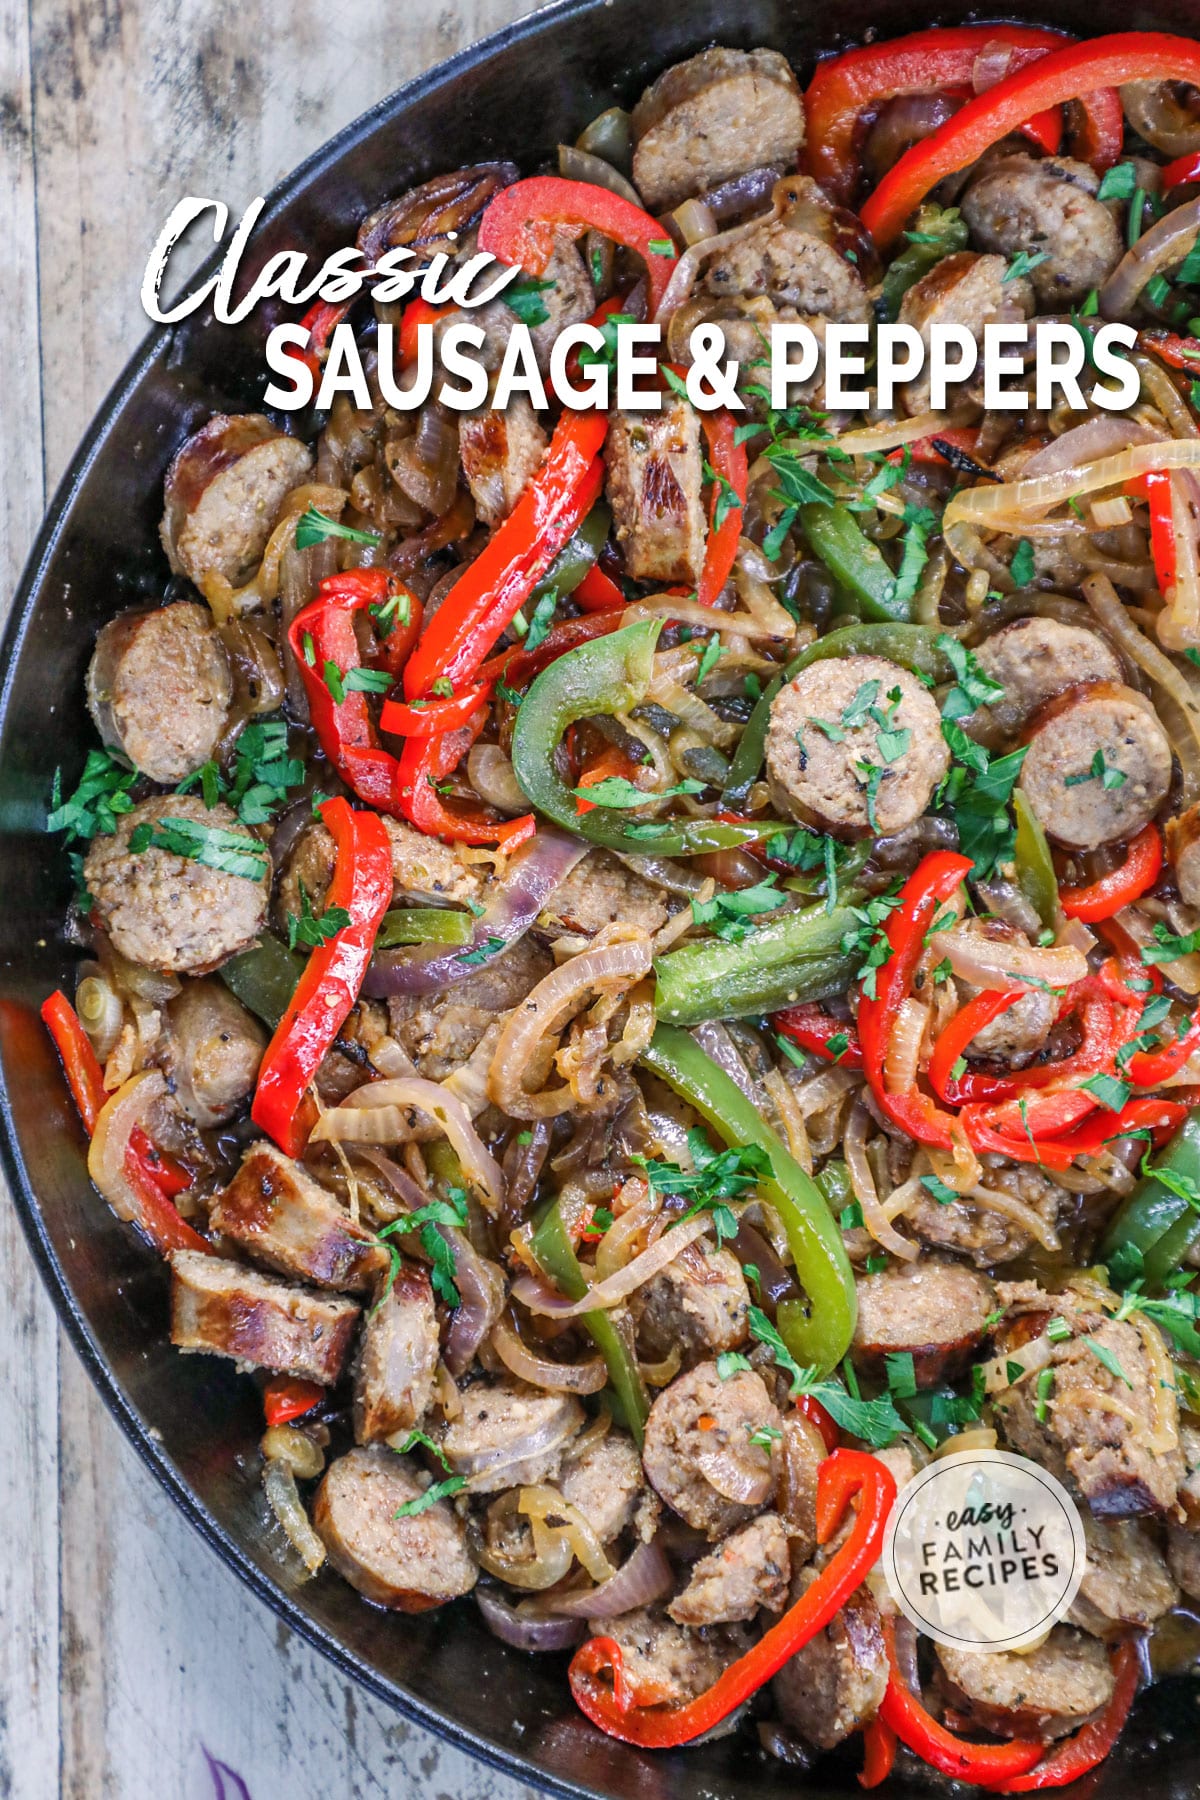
[702, 179, 870, 324]
[605, 401, 707, 588]
[669, 1511, 790, 1625]
[631, 1241, 750, 1369]
[159, 978, 265, 1128]
[560, 1429, 653, 1545]
[972, 617, 1122, 739]
[951, 919, 1057, 1067]
[438, 1378, 583, 1494]
[160, 413, 312, 595]
[278, 814, 486, 924]
[1019, 683, 1172, 852]
[631, 47, 805, 213]
[86, 603, 233, 783]
[778, 1412, 827, 1569]
[169, 1249, 359, 1384]
[1168, 1524, 1200, 1600]
[1167, 800, 1200, 908]
[458, 395, 547, 525]
[1069, 1515, 1178, 1637]
[992, 1289, 1184, 1516]
[908, 1164, 1061, 1267]
[353, 1264, 440, 1442]
[386, 935, 552, 1080]
[961, 156, 1124, 308]
[584, 1606, 746, 1706]
[936, 1628, 1115, 1741]
[766, 655, 949, 840]
[313, 1446, 477, 1610]
[773, 1575, 887, 1749]
[854, 1257, 995, 1388]
[209, 1141, 387, 1294]
[643, 1361, 782, 1538]
[537, 849, 669, 940]
[85, 795, 270, 975]
[899, 252, 1032, 415]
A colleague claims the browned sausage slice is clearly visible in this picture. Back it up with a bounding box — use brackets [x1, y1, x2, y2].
[159, 979, 265, 1128]
[898, 251, 1032, 414]
[961, 155, 1123, 308]
[559, 1429, 652, 1545]
[853, 1257, 995, 1388]
[313, 1446, 477, 1610]
[971, 617, 1122, 738]
[605, 400, 708, 588]
[459, 395, 547, 525]
[160, 413, 312, 594]
[438, 1378, 584, 1493]
[642, 1360, 782, 1538]
[353, 1265, 440, 1442]
[936, 1628, 1115, 1740]
[209, 1141, 388, 1295]
[702, 178, 870, 323]
[1018, 682, 1172, 852]
[582, 1605, 747, 1705]
[631, 1241, 750, 1369]
[1167, 800, 1200, 907]
[1069, 1515, 1178, 1636]
[668, 1511, 790, 1624]
[631, 48, 805, 213]
[772, 1575, 887, 1748]
[86, 603, 233, 783]
[169, 1249, 359, 1384]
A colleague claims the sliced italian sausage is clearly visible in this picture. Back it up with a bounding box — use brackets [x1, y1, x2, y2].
[853, 1257, 995, 1388]
[210, 1141, 388, 1294]
[952, 919, 1057, 1067]
[908, 1165, 1062, 1267]
[936, 1628, 1115, 1740]
[537, 849, 669, 940]
[160, 413, 312, 594]
[765, 655, 949, 840]
[898, 251, 1032, 414]
[353, 1264, 440, 1442]
[313, 1446, 477, 1610]
[971, 617, 1122, 739]
[1167, 800, 1200, 908]
[642, 1360, 782, 1539]
[668, 1511, 790, 1625]
[1018, 682, 1173, 852]
[961, 155, 1124, 308]
[773, 1575, 887, 1749]
[459, 395, 547, 525]
[277, 815, 487, 926]
[86, 603, 233, 783]
[605, 399, 708, 588]
[438, 1378, 584, 1494]
[560, 1428, 653, 1545]
[1167, 1524, 1200, 1601]
[159, 978, 266, 1128]
[386, 935, 552, 1080]
[702, 178, 870, 323]
[1069, 1515, 1178, 1637]
[85, 795, 270, 975]
[631, 47, 805, 213]
[583, 1606, 748, 1706]
[169, 1249, 359, 1384]
[631, 1241, 750, 1369]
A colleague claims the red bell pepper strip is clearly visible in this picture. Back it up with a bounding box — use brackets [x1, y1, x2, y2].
[252, 798, 393, 1157]
[856, 851, 972, 1146]
[928, 989, 1024, 1103]
[298, 298, 352, 378]
[262, 1375, 326, 1427]
[804, 26, 1108, 206]
[1093, 915, 1163, 995]
[698, 411, 748, 608]
[878, 1616, 1045, 1785]
[1125, 1012, 1200, 1086]
[859, 1717, 898, 1790]
[1046, 1095, 1188, 1158]
[774, 1003, 864, 1069]
[935, 977, 1133, 1108]
[1161, 150, 1200, 190]
[1140, 330, 1200, 373]
[568, 1448, 895, 1746]
[479, 609, 627, 693]
[1020, 107, 1063, 155]
[396, 717, 536, 849]
[995, 1640, 1139, 1791]
[478, 175, 679, 319]
[958, 1105, 1083, 1172]
[402, 411, 607, 699]
[42, 992, 193, 1199]
[572, 564, 626, 613]
[1127, 469, 1179, 596]
[796, 1393, 841, 1453]
[858, 33, 1198, 246]
[1059, 823, 1163, 921]
[287, 569, 406, 813]
[399, 296, 456, 365]
[380, 682, 492, 739]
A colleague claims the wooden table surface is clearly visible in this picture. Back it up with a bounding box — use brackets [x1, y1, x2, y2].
[0, 4, 546, 1795]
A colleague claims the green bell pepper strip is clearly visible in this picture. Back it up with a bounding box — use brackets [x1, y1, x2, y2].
[510, 617, 770, 856]
[1099, 1109, 1200, 1285]
[1013, 792, 1060, 935]
[721, 624, 952, 807]
[800, 505, 910, 624]
[219, 934, 304, 1030]
[529, 1198, 650, 1445]
[375, 907, 474, 948]
[654, 898, 863, 1026]
[878, 204, 969, 321]
[542, 501, 611, 598]
[640, 1025, 856, 1371]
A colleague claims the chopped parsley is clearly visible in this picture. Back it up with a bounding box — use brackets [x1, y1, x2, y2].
[840, 889, 903, 1000]
[692, 875, 790, 943]
[884, 1351, 918, 1399]
[703, 460, 743, 532]
[747, 1422, 784, 1450]
[127, 813, 269, 881]
[574, 775, 703, 809]
[393, 1475, 466, 1518]
[1085, 1338, 1133, 1389]
[716, 1351, 754, 1379]
[294, 505, 381, 550]
[523, 587, 559, 653]
[47, 747, 138, 841]
[696, 636, 723, 684]
[1141, 922, 1200, 965]
[1034, 1366, 1055, 1423]
[1003, 250, 1050, 284]
[502, 277, 556, 326]
[639, 1130, 771, 1247]
[455, 934, 507, 967]
[1081, 1071, 1132, 1113]
[285, 882, 350, 951]
[1064, 748, 1126, 791]
[376, 1190, 470, 1310]
[1097, 161, 1139, 201]
[1009, 539, 1036, 587]
[920, 1172, 959, 1206]
[748, 1309, 905, 1445]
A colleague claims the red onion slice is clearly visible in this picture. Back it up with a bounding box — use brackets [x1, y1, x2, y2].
[548, 1541, 674, 1618]
[363, 828, 588, 998]
[475, 1587, 586, 1651]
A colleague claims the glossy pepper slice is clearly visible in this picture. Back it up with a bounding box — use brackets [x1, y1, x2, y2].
[697, 410, 748, 608]
[803, 25, 1091, 205]
[402, 410, 607, 700]
[859, 1717, 898, 1790]
[569, 1448, 895, 1746]
[641, 1025, 856, 1371]
[994, 1640, 1139, 1792]
[773, 1003, 864, 1068]
[801, 503, 912, 622]
[859, 34, 1183, 245]
[656, 900, 863, 1026]
[478, 175, 679, 318]
[262, 1375, 325, 1428]
[396, 710, 536, 850]
[1100, 1108, 1200, 1282]
[1058, 823, 1163, 920]
[508, 617, 769, 858]
[878, 1616, 1045, 1784]
[251, 798, 392, 1157]
[529, 1197, 649, 1445]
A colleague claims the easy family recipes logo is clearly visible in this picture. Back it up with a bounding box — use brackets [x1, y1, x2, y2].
[141, 195, 1143, 417]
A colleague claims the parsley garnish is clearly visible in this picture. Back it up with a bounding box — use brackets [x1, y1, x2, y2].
[1010, 539, 1036, 587]
[1085, 1338, 1133, 1388]
[748, 1309, 904, 1445]
[1064, 748, 1126, 791]
[286, 882, 351, 951]
[127, 814, 269, 881]
[502, 277, 556, 326]
[920, 1172, 959, 1206]
[47, 747, 138, 842]
[692, 876, 789, 943]
[294, 505, 381, 550]
[638, 1131, 770, 1247]
[377, 1191, 469, 1309]
[455, 934, 507, 967]
[716, 1350, 754, 1379]
[574, 775, 703, 809]
[393, 1475, 466, 1519]
[1003, 250, 1050, 283]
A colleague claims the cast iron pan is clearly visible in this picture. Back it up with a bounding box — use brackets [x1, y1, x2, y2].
[4, 1, 1199, 1793]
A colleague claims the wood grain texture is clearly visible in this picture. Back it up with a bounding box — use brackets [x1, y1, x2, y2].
[1, 3, 545, 1796]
